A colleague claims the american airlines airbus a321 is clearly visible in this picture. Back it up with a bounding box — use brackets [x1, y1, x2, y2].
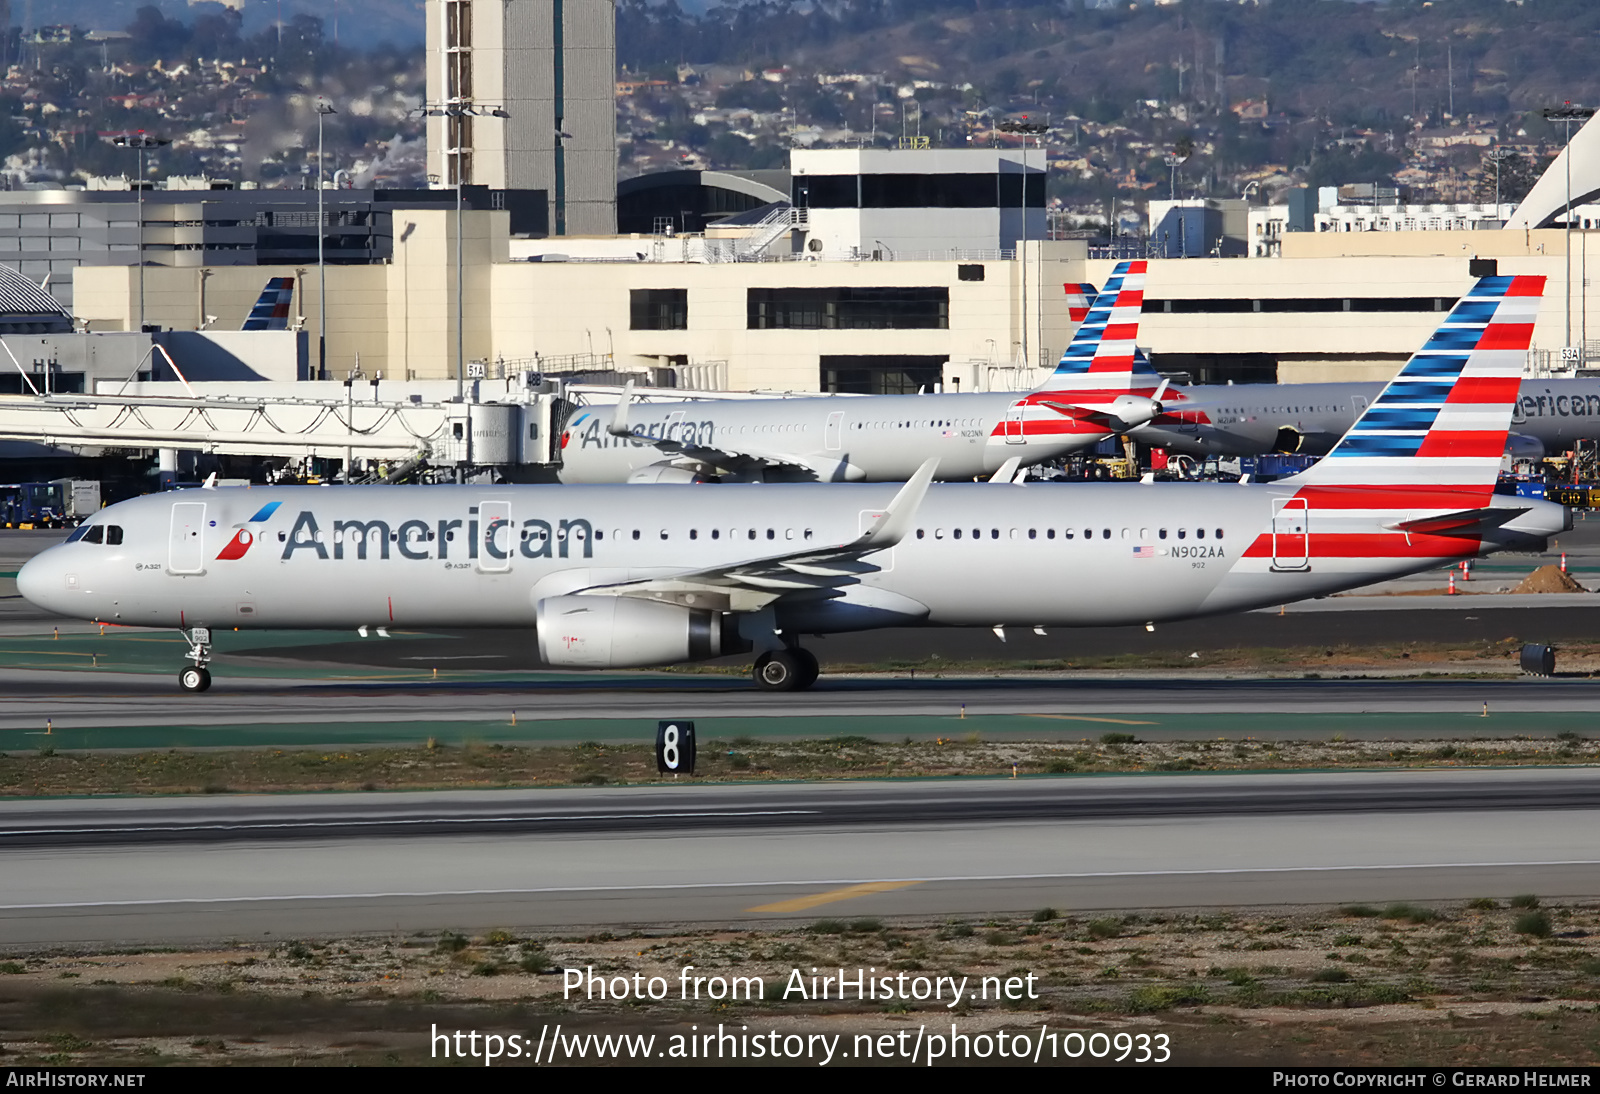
[18, 274, 1567, 692]
[557, 263, 1162, 483]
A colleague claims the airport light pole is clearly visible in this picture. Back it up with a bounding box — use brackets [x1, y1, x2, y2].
[1543, 105, 1594, 362]
[315, 98, 337, 380]
[1486, 147, 1515, 219]
[110, 132, 170, 333]
[1164, 153, 1185, 203]
[410, 102, 509, 404]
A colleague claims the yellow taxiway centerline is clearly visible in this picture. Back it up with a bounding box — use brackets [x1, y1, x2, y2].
[746, 880, 924, 914]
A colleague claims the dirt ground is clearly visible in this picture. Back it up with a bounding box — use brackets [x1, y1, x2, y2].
[1, 731, 1598, 796]
[1, 900, 1598, 1066]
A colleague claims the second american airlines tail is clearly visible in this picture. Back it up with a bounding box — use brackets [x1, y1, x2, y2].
[557, 262, 1159, 484]
[17, 274, 1566, 692]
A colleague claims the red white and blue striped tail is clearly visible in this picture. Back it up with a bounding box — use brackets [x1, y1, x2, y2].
[1284, 273, 1545, 496]
[1064, 282, 1097, 324]
[242, 276, 295, 331]
[1037, 260, 1162, 393]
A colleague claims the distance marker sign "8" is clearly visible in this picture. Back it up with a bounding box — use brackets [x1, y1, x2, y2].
[656, 721, 696, 774]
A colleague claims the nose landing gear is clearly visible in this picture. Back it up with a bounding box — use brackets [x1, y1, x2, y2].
[752, 647, 819, 692]
[178, 626, 213, 693]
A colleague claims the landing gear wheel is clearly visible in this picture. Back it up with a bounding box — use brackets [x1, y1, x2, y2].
[753, 650, 804, 692]
[178, 666, 211, 693]
[792, 648, 820, 690]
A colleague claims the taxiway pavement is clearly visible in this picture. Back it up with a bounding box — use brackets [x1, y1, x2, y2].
[0, 769, 1596, 945]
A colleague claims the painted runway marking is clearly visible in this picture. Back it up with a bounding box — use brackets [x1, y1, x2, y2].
[746, 880, 924, 914]
[1025, 714, 1158, 725]
[3, 860, 1599, 912]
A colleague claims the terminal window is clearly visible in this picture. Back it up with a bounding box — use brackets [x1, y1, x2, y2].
[821, 355, 947, 395]
[748, 287, 949, 330]
[630, 288, 688, 330]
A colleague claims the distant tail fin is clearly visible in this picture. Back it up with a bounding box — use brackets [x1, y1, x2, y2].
[1287, 274, 1545, 495]
[242, 277, 295, 331]
[1038, 260, 1161, 393]
[1063, 282, 1096, 324]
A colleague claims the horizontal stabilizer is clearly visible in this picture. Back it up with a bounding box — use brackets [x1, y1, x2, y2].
[1385, 507, 1529, 537]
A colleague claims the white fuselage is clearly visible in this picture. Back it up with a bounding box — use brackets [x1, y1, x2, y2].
[555, 391, 1110, 484]
[1135, 379, 1600, 460]
[18, 483, 1566, 649]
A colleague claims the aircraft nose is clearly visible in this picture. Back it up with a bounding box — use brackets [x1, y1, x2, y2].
[16, 551, 66, 614]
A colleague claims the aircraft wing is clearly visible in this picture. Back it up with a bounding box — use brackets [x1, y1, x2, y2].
[605, 381, 835, 478]
[573, 458, 938, 612]
[624, 430, 827, 477]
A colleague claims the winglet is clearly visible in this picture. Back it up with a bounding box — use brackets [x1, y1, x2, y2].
[857, 458, 938, 549]
[607, 380, 635, 438]
[988, 456, 1022, 484]
[201, 472, 218, 489]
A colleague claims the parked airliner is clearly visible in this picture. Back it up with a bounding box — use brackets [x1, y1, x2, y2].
[1131, 376, 1600, 462]
[17, 274, 1566, 692]
[556, 263, 1163, 483]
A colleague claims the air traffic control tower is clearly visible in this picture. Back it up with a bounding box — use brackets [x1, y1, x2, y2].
[425, 0, 617, 236]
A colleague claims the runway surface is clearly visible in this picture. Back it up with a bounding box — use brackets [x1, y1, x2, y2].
[5, 669, 1600, 745]
[2, 770, 1598, 945]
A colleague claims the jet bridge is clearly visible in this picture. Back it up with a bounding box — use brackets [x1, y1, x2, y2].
[0, 377, 562, 470]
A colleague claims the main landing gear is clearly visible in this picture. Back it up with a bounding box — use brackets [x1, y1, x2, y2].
[178, 626, 213, 693]
[752, 647, 819, 692]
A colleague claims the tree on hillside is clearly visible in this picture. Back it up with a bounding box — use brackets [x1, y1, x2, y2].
[1302, 144, 1401, 191]
[1475, 149, 1554, 208]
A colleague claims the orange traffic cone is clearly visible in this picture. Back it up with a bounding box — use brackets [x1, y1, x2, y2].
[1448, 571, 1457, 595]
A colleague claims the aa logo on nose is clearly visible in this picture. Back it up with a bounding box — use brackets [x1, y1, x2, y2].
[215, 501, 282, 561]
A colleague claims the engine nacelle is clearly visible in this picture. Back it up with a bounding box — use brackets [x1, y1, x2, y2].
[536, 594, 747, 668]
[627, 463, 708, 484]
[1505, 432, 1547, 460]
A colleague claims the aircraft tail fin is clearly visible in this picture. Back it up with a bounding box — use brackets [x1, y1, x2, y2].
[242, 277, 295, 331]
[1037, 260, 1161, 393]
[1285, 274, 1545, 495]
[1063, 282, 1096, 324]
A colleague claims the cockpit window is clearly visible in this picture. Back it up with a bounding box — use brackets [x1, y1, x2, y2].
[70, 524, 121, 545]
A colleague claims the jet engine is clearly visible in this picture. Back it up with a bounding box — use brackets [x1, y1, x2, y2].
[626, 463, 709, 484]
[1102, 393, 1164, 429]
[1505, 432, 1547, 460]
[536, 595, 749, 668]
